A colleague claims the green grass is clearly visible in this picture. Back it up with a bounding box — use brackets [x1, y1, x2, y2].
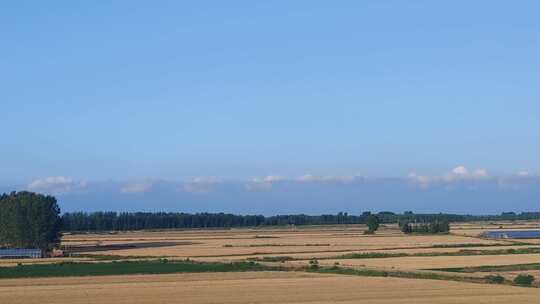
[248, 256, 295, 262]
[223, 243, 330, 248]
[0, 260, 275, 279]
[250, 247, 540, 263]
[430, 242, 533, 248]
[306, 265, 540, 288]
[72, 254, 158, 261]
[307, 266, 486, 284]
[430, 263, 540, 273]
[412, 247, 540, 257]
[336, 252, 409, 259]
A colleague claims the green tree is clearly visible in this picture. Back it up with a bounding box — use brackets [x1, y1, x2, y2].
[366, 215, 380, 234]
[399, 221, 412, 233]
[514, 274, 535, 286]
[485, 274, 505, 284]
[0, 192, 61, 253]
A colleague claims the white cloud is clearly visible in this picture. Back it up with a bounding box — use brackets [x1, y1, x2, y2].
[517, 171, 531, 177]
[262, 175, 285, 183]
[245, 175, 284, 191]
[409, 165, 490, 187]
[408, 172, 431, 184]
[472, 169, 488, 178]
[296, 174, 355, 183]
[246, 174, 356, 191]
[180, 177, 221, 194]
[120, 181, 153, 194]
[451, 166, 469, 176]
[448, 166, 489, 180]
[27, 176, 86, 195]
[251, 175, 284, 183]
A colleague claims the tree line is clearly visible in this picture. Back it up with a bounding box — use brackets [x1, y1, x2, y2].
[61, 210, 540, 232]
[3, 191, 540, 236]
[399, 219, 450, 234]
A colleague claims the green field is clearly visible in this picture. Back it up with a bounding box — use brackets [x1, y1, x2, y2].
[0, 260, 274, 279]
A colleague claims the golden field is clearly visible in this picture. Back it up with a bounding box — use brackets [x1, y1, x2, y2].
[3, 272, 540, 304]
[61, 224, 508, 261]
[5, 221, 540, 303]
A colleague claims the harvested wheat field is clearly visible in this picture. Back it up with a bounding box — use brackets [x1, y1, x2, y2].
[61, 226, 504, 260]
[4, 223, 540, 303]
[2, 271, 540, 304]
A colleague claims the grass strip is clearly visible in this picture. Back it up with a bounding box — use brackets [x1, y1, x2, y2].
[72, 254, 158, 261]
[250, 247, 540, 262]
[0, 260, 277, 279]
[430, 242, 533, 248]
[306, 266, 538, 288]
[307, 266, 486, 284]
[429, 263, 540, 273]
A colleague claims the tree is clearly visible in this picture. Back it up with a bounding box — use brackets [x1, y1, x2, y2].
[0, 192, 61, 253]
[514, 274, 535, 286]
[366, 215, 380, 234]
[399, 221, 412, 233]
[485, 275, 505, 284]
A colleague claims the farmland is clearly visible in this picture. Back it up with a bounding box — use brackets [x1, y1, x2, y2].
[60, 224, 507, 260]
[3, 272, 540, 304]
[5, 221, 540, 303]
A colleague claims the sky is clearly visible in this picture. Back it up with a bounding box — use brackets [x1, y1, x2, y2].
[1, 1, 539, 214]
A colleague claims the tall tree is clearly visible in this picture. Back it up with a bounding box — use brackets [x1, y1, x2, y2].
[366, 215, 380, 233]
[0, 192, 61, 252]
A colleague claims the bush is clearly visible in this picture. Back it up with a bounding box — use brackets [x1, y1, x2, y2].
[330, 262, 340, 270]
[485, 274, 505, 284]
[309, 258, 319, 269]
[514, 274, 535, 286]
[366, 215, 380, 234]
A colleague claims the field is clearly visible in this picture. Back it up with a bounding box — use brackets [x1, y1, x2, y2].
[6, 221, 540, 303]
[60, 224, 510, 261]
[3, 272, 540, 304]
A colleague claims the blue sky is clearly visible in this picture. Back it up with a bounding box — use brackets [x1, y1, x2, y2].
[1, 2, 540, 213]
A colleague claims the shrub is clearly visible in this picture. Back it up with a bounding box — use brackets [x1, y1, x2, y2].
[514, 274, 535, 286]
[309, 258, 319, 269]
[366, 215, 380, 234]
[330, 262, 340, 270]
[485, 274, 505, 284]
